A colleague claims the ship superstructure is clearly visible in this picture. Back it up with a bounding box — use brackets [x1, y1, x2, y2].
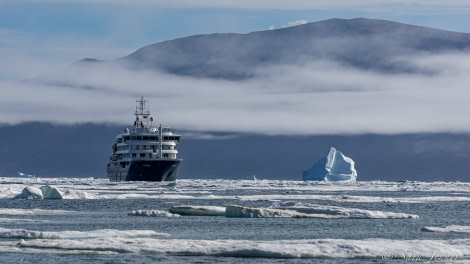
[107, 97, 182, 181]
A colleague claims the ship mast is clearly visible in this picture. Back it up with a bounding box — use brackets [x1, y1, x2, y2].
[134, 96, 151, 129]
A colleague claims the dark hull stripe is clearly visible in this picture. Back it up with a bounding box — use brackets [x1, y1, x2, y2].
[108, 159, 182, 182]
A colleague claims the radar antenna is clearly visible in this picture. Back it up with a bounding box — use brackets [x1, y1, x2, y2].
[134, 96, 151, 129]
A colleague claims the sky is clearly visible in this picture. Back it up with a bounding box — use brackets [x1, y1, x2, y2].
[1, 0, 470, 135]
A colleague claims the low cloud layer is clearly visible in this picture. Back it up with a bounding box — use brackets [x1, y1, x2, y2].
[0, 28, 133, 83]
[1, 52, 470, 135]
[282, 20, 308, 28]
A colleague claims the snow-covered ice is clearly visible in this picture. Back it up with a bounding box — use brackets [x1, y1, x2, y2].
[0, 227, 169, 240]
[1, 177, 469, 203]
[7, 225, 467, 260]
[225, 203, 418, 219]
[131, 203, 418, 219]
[0, 177, 468, 262]
[128, 210, 180, 217]
[422, 226, 470, 234]
[14, 185, 64, 199]
[39, 185, 64, 199]
[14, 186, 44, 199]
[169, 206, 226, 216]
[225, 205, 301, 218]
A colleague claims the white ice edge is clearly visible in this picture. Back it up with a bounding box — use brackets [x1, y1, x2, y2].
[168, 206, 226, 216]
[0, 178, 469, 204]
[422, 225, 470, 234]
[128, 210, 180, 217]
[224, 204, 419, 219]
[0, 208, 75, 215]
[10, 234, 470, 260]
[0, 218, 46, 223]
[0, 227, 169, 240]
[3, 225, 467, 259]
[129, 204, 418, 219]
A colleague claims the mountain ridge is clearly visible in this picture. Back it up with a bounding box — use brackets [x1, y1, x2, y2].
[114, 17, 470, 79]
[29, 17, 470, 85]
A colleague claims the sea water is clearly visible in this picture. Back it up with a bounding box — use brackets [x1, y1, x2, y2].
[0, 178, 469, 263]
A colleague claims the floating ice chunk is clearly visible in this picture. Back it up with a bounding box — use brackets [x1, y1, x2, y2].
[40, 185, 63, 199]
[128, 210, 180, 217]
[421, 225, 470, 233]
[303, 147, 357, 182]
[277, 202, 419, 219]
[14, 185, 63, 199]
[169, 206, 226, 216]
[16, 237, 470, 259]
[0, 227, 168, 241]
[225, 205, 302, 218]
[0, 208, 73, 215]
[225, 203, 418, 219]
[0, 227, 61, 239]
[14, 186, 43, 199]
[16, 172, 35, 178]
[0, 217, 45, 223]
[59, 229, 170, 239]
[61, 189, 98, 199]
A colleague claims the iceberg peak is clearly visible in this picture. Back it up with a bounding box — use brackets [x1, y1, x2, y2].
[302, 147, 357, 182]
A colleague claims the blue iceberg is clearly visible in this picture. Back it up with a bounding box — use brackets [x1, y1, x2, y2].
[302, 147, 357, 182]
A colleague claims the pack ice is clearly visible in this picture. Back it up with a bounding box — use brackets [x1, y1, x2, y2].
[302, 147, 357, 182]
[14, 185, 64, 199]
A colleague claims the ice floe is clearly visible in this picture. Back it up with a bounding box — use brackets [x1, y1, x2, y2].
[39, 185, 64, 199]
[0, 227, 169, 240]
[0, 218, 45, 223]
[168, 206, 226, 216]
[14, 186, 44, 199]
[130, 203, 418, 219]
[0, 177, 468, 261]
[128, 210, 180, 217]
[422, 226, 470, 234]
[14, 185, 63, 199]
[11, 230, 469, 260]
[225, 205, 301, 218]
[1, 178, 469, 203]
[16, 172, 35, 178]
[0, 208, 73, 215]
[0, 227, 62, 239]
[225, 203, 419, 219]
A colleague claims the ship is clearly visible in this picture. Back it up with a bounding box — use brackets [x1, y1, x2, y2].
[106, 97, 182, 182]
